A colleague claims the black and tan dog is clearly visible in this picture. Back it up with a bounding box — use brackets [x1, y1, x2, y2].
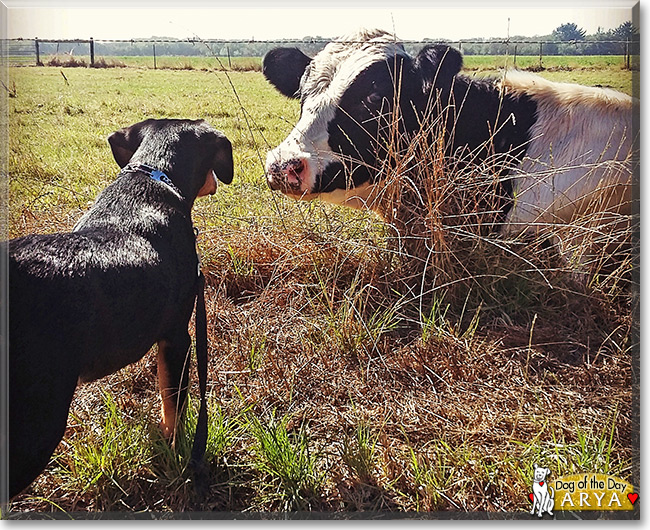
[7, 118, 233, 499]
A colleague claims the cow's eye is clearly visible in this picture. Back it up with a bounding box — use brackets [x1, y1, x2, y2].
[366, 92, 383, 106]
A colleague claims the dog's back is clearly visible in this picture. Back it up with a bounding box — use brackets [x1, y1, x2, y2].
[10, 169, 205, 375]
[9, 222, 195, 380]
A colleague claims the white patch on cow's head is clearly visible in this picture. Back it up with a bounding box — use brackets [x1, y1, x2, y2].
[265, 28, 408, 199]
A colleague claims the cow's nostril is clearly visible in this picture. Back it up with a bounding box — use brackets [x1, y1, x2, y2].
[266, 158, 308, 191]
[286, 160, 304, 183]
[282, 158, 306, 188]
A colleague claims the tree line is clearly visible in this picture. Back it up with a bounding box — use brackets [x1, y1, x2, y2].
[31, 21, 639, 58]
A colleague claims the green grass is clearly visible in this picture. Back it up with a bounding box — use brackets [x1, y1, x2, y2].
[8, 65, 300, 237]
[340, 422, 381, 483]
[462, 55, 638, 94]
[463, 54, 634, 70]
[5, 60, 638, 517]
[36, 53, 262, 71]
[57, 392, 153, 505]
[247, 411, 324, 511]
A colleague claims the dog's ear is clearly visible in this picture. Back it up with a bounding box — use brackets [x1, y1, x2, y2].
[108, 123, 146, 168]
[533, 463, 539, 470]
[212, 134, 233, 184]
[545, 468, 551, 477]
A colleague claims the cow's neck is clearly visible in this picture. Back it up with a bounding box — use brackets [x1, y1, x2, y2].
[440, 74, 537, 219]
[444, 75, 538, 165]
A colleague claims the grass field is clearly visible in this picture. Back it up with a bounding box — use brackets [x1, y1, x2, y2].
[4, 56, 639, 517]
[30, 52, 640, 94]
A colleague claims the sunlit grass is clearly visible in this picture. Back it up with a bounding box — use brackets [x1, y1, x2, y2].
[6, 60, 637, 516]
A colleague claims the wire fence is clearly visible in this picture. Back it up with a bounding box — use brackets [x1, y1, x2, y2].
[5, 36, 640, 70]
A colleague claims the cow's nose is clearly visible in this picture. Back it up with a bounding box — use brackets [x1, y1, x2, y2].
[266, 158, 308, 191]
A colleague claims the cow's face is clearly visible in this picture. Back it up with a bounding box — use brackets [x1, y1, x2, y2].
[263, 29, 462, 209]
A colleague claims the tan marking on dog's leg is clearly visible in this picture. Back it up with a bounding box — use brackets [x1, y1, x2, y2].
[157, 337, 191, 442]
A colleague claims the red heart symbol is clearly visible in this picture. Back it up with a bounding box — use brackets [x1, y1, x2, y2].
[539, 481, 544, 486]
[628, 493, 638, 505]
[529, 493, 534, 502]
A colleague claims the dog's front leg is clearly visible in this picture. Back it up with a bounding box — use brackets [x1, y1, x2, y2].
[157, 331, 191, 442]
[537, 494, 547, 517]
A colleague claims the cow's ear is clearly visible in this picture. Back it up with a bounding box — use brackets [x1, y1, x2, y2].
[263, 47, 312, 99]
[413, 44, 462, 93]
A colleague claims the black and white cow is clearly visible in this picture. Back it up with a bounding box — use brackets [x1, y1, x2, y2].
[263, 28, 637, 248]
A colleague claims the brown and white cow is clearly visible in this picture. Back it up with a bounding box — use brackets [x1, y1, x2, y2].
[263, 28, 637, 258]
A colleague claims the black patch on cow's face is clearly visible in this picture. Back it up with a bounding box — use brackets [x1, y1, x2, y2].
[315, 47, 467, 195]
[316, 160, 347, 193]
[321, 58, 416, 192]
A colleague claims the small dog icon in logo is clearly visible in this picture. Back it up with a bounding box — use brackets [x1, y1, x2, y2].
[530, 464, 554, 517]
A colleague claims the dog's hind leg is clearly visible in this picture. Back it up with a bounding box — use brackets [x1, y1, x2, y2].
[546, 496, 554, 516]
[157, 331, 191, 442]
[9, 358, 78, 498]
[538, 494, 546, 517]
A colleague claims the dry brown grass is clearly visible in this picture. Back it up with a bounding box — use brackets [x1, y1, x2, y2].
[7, 72, 638, 517]
[45, 55, 88, 68]
[198, 218, 636, 512]
[7, 197, 637, 515]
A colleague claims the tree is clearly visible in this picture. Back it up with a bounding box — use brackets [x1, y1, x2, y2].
[552, 23, 587, 41]
[612, 21, 639, 41]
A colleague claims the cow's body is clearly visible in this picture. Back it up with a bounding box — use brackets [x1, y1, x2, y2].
[499, 71, 635, 236]
[263, 29, 637, 257]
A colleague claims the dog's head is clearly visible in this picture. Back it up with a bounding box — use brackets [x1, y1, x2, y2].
[108, 118, 233, 203]
[533, 464, 551, 483]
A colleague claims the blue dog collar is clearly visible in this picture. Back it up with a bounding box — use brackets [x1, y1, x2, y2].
[125, 163, 184, 199]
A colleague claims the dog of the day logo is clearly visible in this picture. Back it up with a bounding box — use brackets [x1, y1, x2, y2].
[528, 465, 637, 516]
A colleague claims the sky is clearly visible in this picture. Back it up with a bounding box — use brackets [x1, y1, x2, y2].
[2, 0, 639, 42]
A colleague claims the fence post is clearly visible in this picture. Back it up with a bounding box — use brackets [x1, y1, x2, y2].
[539, 41, 543, 69]
[89, 37, 94, 66]
[513, 44, 517, 68]
[153, 44, 157, 69]
[35, 37, 41, 66]
[625, 38, 630, 70]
